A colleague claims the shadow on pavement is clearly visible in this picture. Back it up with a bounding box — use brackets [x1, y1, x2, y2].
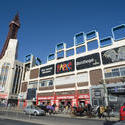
[103, 120, 117, 125]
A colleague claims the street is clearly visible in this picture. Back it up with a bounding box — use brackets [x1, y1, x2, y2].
[0, 118, 44, 125]
[0, 111, 117, 125]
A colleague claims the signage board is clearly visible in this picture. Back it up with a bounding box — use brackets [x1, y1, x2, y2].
[101, 46, 125, 65]
[38, 96, 54, 100]
[76, 53, 101, 70]
[39, 64, 54, 77]
[56, 59, 74, 74]
[56, 95, 74, 100]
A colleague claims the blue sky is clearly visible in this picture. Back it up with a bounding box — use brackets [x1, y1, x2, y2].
[0, 0, 124, 63]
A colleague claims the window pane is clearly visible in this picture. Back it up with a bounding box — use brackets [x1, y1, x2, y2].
[112, 72, 120, 77]
[56, 43, 64, 51]
[105, 72, 112, 78]
[75, 32, 84, 45]
[86, 31, 97, 40]
[112, 68, 119, 72]
[48, 54, 55, 61]
[76, 46, 86, 54]
[48, 80, 53, 86]
[40, 81, 46, 87]
[87, 40, 98, 51]
[120, 67, 125, 71]
[57, 51, 64, 59]
[66, 49, 74, 57]
[112, 25, 125, 40]
[100, 37, 112, 47]
[121, 71, 125, 76]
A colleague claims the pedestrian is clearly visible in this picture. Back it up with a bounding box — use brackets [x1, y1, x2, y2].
[99, 105, 105, 118]
[105, 106, 111, 120]
[87, 104, 92, 117]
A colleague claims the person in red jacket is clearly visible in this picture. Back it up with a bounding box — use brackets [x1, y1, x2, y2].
[120, 103, 125, 121]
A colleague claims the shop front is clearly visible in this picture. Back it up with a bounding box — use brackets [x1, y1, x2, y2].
[0, 93, 8, 106]
[91, 84, 125, 112]
[37, 96, 54, 106]
[56, 95, 75, 108]
[78, 94, 90, 106]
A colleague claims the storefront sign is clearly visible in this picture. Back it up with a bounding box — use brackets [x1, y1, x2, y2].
[109, 95, 117, 102]
[101, 46, 125, 65]
[0, 93, 8, 99]
[56, 59, 74, 74]
[76, 53, 101, 70]
[39, 64, 54, 77]
[78, 94, 90, 99]
[56, 95, 74, 100]
[38, 96, 54, 100]
[107, 85, 125, 94]
[92, 89, 104, 98]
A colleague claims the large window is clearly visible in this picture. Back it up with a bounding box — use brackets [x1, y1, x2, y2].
[39, 79, 53, 87]
[104, 66, 125, 78]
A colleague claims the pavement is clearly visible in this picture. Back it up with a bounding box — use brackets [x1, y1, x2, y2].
[0, 113, 118, 125]
[0, 108, 120, 123]
[52, 112, 119, 121]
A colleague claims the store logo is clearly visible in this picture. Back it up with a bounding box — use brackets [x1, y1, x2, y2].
[56, 60, 74, 74]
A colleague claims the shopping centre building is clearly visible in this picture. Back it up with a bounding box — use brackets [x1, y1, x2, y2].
[19, 24, 125, 111]
[0, 14, 23, 106]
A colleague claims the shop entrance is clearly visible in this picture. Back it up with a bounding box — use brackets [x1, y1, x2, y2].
[59, 99, 72, 112]
[79, 100, 85, 107]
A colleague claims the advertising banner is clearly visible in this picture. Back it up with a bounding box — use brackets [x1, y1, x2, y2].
[76, 53, 101, 70]
[101, 46, 125, 65]
[56, 59, 74, 74]
[39, 64, 54, 77]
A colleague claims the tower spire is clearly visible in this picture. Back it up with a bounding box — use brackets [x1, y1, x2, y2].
[0, 13, 20, 59]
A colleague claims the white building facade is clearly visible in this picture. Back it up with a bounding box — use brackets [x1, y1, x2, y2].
[20, 24, 125, 111]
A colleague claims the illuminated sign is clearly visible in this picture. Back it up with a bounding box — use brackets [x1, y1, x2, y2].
[56, 59, 74, 74]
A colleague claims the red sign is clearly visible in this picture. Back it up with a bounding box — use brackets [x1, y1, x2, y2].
[56, 95, 74, 100]
[78, 94, 90, 99]
[0, 93, 8, 99]
[38, 96, 54, 100]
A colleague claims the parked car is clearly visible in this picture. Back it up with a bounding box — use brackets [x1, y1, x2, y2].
[24, 105, 46, 116]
